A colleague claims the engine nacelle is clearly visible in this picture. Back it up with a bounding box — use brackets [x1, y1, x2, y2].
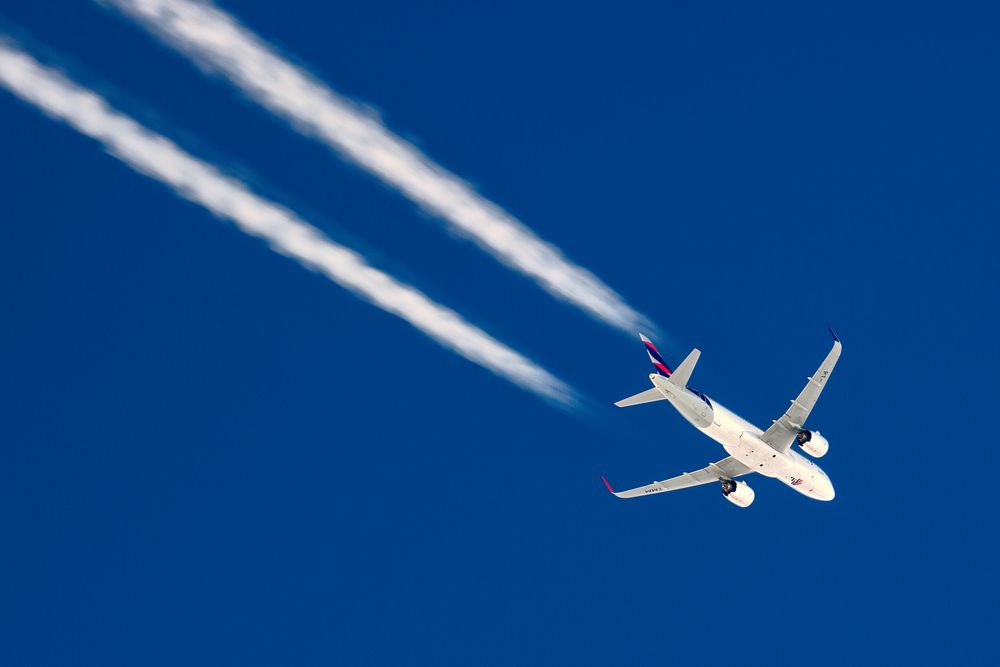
[797, 430, 829, 458]
[720, 479, 755, 508]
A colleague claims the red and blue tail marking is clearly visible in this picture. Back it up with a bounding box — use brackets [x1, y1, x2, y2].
[640, 333, 671, 377]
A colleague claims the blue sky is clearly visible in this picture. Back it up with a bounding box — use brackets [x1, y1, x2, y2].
[0, 1, 997, 665]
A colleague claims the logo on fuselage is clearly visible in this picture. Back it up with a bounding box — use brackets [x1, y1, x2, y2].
[790, 477, 803, 486]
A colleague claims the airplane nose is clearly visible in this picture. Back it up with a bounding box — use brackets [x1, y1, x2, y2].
[820, 479, 836, 501]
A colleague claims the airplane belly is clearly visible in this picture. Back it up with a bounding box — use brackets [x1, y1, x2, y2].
[724, 431, 793, 479]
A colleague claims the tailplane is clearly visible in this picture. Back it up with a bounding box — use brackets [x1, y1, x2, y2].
[614, 387, 665, 408]
[667, 348, 700, 389]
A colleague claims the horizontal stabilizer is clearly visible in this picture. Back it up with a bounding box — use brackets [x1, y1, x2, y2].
[614, 387, 666, 408]
[668, 349, 700, 388]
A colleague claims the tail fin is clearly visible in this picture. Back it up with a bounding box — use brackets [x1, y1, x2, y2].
[640, 333, 672, 377]
[615, 336, 700, 407]
[667, 349, 700, 389]
[638, 334, 700, 388]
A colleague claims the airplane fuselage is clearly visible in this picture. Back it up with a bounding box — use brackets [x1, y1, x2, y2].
[648, 374, 835, 501]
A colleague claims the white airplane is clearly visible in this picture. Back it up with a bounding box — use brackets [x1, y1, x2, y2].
[603, 328, 841, 507]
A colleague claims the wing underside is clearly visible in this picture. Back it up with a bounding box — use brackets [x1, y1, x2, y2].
[761, 331, 842, 453]
[604, 456, 752, 499]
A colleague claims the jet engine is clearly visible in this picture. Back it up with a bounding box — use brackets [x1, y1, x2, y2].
[797, 430, 829, 458]
[720, 479, 755, 508]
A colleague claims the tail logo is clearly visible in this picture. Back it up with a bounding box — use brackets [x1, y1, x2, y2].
[640, 334, 672, 376]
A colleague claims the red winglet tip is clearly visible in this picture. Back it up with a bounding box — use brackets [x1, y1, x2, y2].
[601, 476, 616, 494]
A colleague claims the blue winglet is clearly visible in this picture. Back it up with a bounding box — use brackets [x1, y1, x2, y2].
[826, 323, 840, 343]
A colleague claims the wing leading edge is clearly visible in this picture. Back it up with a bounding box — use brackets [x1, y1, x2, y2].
[602, 456, 752, 499]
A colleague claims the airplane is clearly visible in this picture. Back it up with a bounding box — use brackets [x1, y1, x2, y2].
[602, 327, 841, 507]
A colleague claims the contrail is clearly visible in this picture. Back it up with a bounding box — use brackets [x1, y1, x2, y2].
[102, 0, 653, 336]
[0, 40, 576, 407]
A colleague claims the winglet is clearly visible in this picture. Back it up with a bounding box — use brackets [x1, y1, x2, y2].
[601, 476, 619, 497]
[826, 323, 841, 343]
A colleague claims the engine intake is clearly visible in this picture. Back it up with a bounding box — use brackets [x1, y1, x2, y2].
[720, 479, 755, 508]
[797, 430, 829, 458]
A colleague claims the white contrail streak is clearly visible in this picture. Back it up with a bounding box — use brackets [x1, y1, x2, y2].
[103, 0, 652, 335]
[0, 40, 576, 407]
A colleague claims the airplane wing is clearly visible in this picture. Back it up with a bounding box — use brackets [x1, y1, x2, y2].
[602, 456, 752, 499]
[760, 327, 843, 453]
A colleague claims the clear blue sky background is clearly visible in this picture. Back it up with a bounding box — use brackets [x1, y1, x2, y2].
[1, 1, 997, 665]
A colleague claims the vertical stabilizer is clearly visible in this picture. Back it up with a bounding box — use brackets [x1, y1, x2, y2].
[640, 333, 672, 377]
